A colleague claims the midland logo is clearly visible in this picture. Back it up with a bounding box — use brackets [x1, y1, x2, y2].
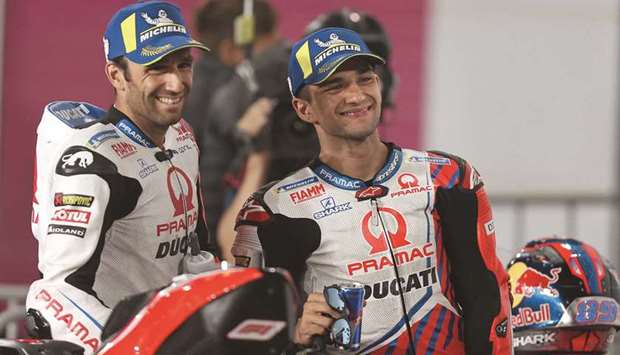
[313, 33, 361, 67]
[140, 10, 186, 43]
[313, 197, 351, 220]
[390, 173, 432, 198]
[347, 207, 434, 275]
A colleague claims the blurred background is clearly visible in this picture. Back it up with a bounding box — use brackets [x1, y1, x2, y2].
[0, 0, 617, 347]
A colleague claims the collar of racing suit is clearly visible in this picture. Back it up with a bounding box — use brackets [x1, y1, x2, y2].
[309, 142, 402, 190]
[105, 107, 158, 148]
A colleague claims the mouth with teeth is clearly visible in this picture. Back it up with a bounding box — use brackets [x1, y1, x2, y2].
[156, 96, 183, 106]
[339, 104, 373, 118]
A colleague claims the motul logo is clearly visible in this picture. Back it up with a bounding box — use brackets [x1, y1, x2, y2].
[51, 209, 91, 224]
[361, 207, 409, 254]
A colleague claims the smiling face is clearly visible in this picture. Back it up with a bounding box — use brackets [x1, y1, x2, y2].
[292, 57, 382, 144]
[107, 48, 193, 142]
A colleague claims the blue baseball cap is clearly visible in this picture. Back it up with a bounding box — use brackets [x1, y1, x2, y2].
[287, 27, 385, 97]
[103, 1, 208, 65]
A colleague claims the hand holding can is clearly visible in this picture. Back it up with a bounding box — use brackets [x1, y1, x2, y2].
[323, 283, 365, 351]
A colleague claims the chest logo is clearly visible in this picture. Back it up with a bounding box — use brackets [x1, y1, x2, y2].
[166, 167, 195, 217]
[361, 207, 409, 254]
[390, 173, 433, 198]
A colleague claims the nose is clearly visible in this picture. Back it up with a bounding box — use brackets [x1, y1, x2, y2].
[162, 70, 188, 94]
[343, 82, 365, 104]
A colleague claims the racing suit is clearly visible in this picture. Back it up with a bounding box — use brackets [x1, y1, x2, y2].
[27, 102, 211, 353]
[233, 143, 512, 354]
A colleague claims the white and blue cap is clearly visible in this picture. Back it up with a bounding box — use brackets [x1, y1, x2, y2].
[103, 1, 208, 65]
[287, 27, 385, 97]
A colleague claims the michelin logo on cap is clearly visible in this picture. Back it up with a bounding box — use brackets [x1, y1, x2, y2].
[313, 33, 361, 67]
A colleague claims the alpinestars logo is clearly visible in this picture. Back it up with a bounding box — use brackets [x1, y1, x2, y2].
[361, 207, 409, 254]
[166, 167, 195, 217]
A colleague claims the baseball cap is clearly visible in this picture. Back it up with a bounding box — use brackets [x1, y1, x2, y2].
[287, 27, 385, 97]
[104, 1, 208, 65]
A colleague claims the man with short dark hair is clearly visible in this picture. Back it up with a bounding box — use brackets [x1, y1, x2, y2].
[26, 2, 212, 352]
[233, 27, 513, 354]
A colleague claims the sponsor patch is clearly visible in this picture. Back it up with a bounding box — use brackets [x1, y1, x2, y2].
[47, 224, 87, 238]
[137, 158, 159, 179]
[409, 156, 451, 165]
[227, 319, 286, 341]
[288, 184, 325, 204]
[514, 332, 556, 348]
[51, 209, 91, 224]
[276, 176, 319, 193]
[235, 255, 251, 268]
[61, 151, 94, 169]
[88, 130, 120, 148]
[313, 197, 352, 220]
[495, 318, 508, 338]
[111, 142, 137, 159]
[54, 193, 94, 208]
[484, 220, 496, 235]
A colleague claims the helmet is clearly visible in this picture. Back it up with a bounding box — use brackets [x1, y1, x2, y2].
[507, 237, 620, 354]
[305, 8, 395, 109]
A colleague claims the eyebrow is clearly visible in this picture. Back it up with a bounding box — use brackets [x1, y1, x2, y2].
[318, 67, 374, 88]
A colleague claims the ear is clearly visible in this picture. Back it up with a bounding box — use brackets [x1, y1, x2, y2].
[292, 97, 316, 124]
[105, 62, 126, 92]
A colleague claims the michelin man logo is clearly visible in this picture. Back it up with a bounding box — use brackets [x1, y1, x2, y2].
[62, 151, 94, 169]
[314, 33, 346, 48]
[141, 9, 174, 25]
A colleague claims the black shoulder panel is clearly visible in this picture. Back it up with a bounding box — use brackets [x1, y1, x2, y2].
[56, 146, 118, 176]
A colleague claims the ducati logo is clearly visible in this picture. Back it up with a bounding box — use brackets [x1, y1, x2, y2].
[398, 173, 419, 188]
[166, 167, 195, 217]
[361, 207, 409, 254]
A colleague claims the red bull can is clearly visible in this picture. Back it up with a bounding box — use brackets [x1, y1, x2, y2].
[324, 283, 365, 351]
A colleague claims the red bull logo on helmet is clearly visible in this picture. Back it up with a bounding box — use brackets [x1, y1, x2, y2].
[509, 262, 561, 307]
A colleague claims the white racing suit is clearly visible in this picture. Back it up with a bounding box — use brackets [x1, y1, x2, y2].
[27, 101, 211, 353]
[233, 144, 513, 354]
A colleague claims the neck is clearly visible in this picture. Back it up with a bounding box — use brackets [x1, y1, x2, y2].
[113, 102, 166, 148]
[318, 132, 388, 181]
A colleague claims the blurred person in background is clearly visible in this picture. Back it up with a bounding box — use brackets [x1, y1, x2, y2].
[232, 27, 512, 354]
[26, 2, 213, 352]
[507, 237, 620, 354]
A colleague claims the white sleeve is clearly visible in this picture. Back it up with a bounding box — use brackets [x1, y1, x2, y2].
[232, 224, 264, 268]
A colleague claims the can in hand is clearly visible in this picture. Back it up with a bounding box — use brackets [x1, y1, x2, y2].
[324, 282, 365, 351]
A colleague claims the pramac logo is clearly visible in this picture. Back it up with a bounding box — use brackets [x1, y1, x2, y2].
[166, 167, 195, 217]
[398, 173, 419, 188]
[361, 207, 409, 254]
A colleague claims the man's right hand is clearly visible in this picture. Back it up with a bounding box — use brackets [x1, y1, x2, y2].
[294, 292, 342, 346]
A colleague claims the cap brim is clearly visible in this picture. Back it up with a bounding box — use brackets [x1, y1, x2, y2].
[314, 53, 385, 86]
[126, 35, 209, 66]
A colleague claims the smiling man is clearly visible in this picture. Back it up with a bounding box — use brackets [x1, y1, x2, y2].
[233, 28, 513, 354]
[25, 2, 213, 353]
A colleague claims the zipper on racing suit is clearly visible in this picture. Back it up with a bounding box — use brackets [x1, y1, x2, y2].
[370, 197, 415, 353]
